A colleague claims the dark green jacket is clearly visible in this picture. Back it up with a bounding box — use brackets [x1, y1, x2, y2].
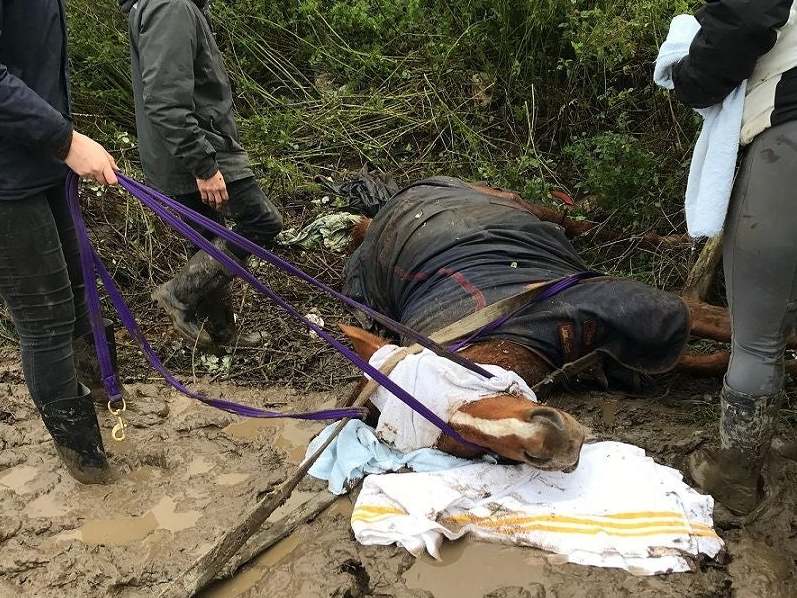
[125, 0, 252, 195]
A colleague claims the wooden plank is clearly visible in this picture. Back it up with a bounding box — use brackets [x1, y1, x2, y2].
[683, 235, 723, 302]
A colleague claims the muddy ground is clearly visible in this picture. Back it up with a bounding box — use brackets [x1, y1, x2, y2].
[1, 345, 796, 598]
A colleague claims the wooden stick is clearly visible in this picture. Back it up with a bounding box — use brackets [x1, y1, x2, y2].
[158, 416, 352, 598]
[683, 235, 723, 302]
[215, 492, 340, 581]
[531, 351, 603, 396]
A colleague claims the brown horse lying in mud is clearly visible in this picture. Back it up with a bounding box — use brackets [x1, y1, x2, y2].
[336, 176, 739, 472]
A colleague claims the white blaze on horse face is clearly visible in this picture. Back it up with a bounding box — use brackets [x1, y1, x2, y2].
[449, 411, 546, 441]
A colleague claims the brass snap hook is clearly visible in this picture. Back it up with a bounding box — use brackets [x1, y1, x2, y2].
[107, 398, 128, 442]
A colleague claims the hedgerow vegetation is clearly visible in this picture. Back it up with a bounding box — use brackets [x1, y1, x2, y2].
[69, 0, 700, 229]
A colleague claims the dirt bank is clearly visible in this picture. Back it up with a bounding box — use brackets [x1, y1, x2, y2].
[1, 354, 796, 597]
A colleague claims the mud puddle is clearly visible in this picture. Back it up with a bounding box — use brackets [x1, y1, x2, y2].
[57, 495, 202, 546]
[404, 539, 551, 598]
[223, 404, 329, 463]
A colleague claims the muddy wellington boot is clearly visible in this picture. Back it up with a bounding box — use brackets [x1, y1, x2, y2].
[37, 384, 113, 484]
[152, 239, 238, 350]
[688, 385, 783, 515]
[197, 281, 268, 348]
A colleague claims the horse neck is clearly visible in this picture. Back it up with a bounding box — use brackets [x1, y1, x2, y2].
[459, 340, 551, 387]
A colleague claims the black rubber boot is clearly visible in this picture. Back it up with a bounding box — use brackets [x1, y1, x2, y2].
[38, 384, 113, 484]
[688, 385, 782, 515]
[197, 281, 268, 348]
[73, 318, 127, 405]
[152, 239, 237, 350]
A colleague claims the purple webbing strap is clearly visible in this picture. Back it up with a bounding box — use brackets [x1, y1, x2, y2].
[67, 172, 483, 448]
[447, 272, 601, 352]
[95, 252, 364, 419]
[66, 174, 124, 402]
[118, 174, 495, 380]
[66, 173, 364, 421]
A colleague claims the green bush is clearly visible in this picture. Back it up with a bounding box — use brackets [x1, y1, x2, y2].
[67, 0, 702, 229]
[564, 132, 659, 221]
[67, 3, 134, 130]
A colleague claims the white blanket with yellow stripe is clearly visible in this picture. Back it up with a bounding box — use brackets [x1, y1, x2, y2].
[351, 441, 723, 575]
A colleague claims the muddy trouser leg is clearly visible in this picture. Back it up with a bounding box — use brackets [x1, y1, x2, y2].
[0, 190, 80, 406]
[149, 190, 229, 347]
[0, 187, 109, 482]
[153, 178, 282, 346]
[170, 191, 230, 340]
[206, 177, 283, 344]
[724, 120, 797, 398]
[221, 176, 283, 258]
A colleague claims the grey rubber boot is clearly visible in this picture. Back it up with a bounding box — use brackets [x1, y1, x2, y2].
[37, 383, 113, 484]
[152, 239, 237, 350]
[197, 281, 268, 348]
[688, 384, 782, 515]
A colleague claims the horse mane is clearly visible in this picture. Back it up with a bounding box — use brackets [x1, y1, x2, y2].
[349, 216, 373, 251]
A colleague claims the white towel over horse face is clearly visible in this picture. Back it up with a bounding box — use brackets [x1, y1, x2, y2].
[366, 344, 539, 453]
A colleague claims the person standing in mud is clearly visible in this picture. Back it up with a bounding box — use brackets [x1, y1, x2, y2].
[120, 0, 283, 350]
[671, 0, 797, 514]
[0, 0, 121, 483]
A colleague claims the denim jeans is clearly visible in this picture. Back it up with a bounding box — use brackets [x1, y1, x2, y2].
[0, 182, 88, 407]
[175, 175, 283, 258]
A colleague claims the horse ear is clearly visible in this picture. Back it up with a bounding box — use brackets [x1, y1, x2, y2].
[338, 323, 388, 362]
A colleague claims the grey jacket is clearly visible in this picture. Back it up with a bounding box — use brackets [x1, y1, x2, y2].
[125, 0, 252, 195]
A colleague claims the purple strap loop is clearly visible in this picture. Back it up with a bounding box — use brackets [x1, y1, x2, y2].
[66, 173, 366, 422]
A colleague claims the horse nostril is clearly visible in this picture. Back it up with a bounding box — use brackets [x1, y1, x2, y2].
[527, 407, 565, 431]
[562, 456, 581, 473]
[523, 451, 553, 466]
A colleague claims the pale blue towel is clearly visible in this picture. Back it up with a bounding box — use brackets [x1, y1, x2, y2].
[305, 420, 481, 495]
[654, 14, 746, 239]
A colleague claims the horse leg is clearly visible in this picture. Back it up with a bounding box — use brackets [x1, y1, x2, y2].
[686, 300, 731, 343]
